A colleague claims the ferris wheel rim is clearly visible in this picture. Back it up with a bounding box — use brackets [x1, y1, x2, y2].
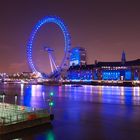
[27, 16, 71, 77]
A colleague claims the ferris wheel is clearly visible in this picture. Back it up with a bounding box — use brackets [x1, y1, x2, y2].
[27, 16, 71, 78]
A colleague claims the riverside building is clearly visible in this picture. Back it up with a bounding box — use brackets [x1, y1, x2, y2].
[67, 51, 140, 82]
[69, 47, 87, 66]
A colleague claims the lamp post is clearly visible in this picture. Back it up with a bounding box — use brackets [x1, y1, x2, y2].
[14, 94, 18, 105]
[14, 94, 18, 121]
[2, 92, 6, 104]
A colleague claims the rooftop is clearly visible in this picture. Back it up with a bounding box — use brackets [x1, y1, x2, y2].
[69, 59, 140, 70]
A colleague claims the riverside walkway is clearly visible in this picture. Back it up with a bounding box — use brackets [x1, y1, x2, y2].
[0, 103, 53, 134]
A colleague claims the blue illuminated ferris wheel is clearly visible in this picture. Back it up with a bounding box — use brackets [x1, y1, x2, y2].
[27, 16, 71, 78]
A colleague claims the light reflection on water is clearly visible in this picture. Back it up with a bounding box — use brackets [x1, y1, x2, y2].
[57, 85, 140, 105]
[1, 84, 140, 140]
[19, 85, 140, 108]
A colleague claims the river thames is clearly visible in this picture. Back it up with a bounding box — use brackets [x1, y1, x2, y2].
[1, 84, 140, 140]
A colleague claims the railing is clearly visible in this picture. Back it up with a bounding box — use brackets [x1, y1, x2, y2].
[0, 103, 49, 126]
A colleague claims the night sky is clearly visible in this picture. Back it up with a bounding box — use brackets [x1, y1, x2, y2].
[0, 0, 140, 73]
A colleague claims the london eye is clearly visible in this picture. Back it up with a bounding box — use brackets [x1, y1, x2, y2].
[27, 16, 71, 78]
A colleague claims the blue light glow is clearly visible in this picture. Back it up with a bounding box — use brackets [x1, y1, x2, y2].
[27, 16, 71, 77]
[69, 47, 86, 66]
[70, 48, 80, 66]
[68, 69, 93, 81]
[134, 70, 139, 80]
[125, 70, 131, 80]
[102, 70, 120, 80]
[93, 70, 98, 80]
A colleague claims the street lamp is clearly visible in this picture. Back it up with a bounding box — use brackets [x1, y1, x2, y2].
[14, 94, 18, 105]
[2, 92, 6, 104]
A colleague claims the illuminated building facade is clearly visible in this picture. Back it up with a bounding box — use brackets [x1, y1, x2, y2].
[67, 52, 140, 81]
[69, 47, 87, 66]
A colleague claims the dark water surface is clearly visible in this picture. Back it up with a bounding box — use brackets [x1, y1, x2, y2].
[1, 84, 140, 140]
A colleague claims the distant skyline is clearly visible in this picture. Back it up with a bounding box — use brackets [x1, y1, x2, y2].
[0, 0, 140, 73]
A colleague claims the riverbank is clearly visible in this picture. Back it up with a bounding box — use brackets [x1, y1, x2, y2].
[62, 80, 140, 87]
[1, 80, 140, 87]
[0, 103, 54, 135]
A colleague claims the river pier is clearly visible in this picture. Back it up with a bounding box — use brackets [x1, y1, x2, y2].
[0, 103, 54, 135]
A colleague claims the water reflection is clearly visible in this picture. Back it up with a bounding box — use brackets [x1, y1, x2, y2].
[35, 130, 55, 140]
[58, 85, 140, 105]
[22, 85, 47, 108]
[2, 84, 140, 107]
[1, 84, 140, 140]
[1, 124, 55, 140]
